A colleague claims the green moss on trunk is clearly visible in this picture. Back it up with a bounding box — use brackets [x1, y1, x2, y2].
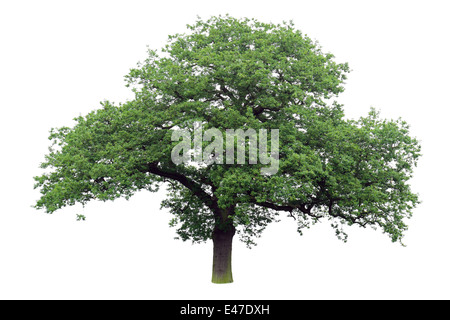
[211, 225, 235, 284]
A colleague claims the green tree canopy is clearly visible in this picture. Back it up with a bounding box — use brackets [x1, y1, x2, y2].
[34, 16, 421, 283]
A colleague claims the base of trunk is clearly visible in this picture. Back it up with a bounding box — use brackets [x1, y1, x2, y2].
[211, 226, 235, 284]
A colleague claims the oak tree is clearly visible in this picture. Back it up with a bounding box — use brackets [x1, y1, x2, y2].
[34, 16, 421, 283]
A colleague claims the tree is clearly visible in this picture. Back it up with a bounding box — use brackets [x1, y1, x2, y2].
[34, 16, 421, 284]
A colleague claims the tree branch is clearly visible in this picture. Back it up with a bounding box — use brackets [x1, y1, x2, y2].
[250, 198, 324, 219]
[147, 162, 218, 212]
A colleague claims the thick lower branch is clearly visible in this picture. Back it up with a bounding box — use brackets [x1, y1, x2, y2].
[146, 163, 218, 212]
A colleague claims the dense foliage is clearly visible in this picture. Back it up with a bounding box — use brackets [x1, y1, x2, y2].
[34, 16, 420, 249]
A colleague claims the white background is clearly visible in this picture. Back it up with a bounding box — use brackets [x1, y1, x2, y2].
[1, 0, 449, 299]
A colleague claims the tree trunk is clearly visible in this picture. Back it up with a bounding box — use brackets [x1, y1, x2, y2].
[211, 224, 235, 284]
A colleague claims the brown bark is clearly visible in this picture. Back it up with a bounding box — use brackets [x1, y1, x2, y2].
[211, 224, 235, 284]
